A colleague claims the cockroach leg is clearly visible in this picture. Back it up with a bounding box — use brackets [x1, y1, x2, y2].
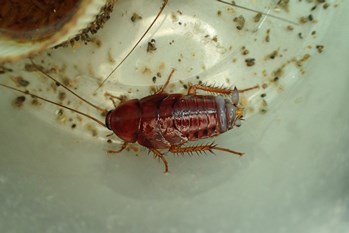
[169, 142, 244, 156]
[187, 83, 234, 95]
[150, 148, 169, 173]
[155, 68, 176, 94]
[108, 141, 128, 154]
[104, 92, 127, 107]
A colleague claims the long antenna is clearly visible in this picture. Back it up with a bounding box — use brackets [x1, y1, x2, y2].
[0, 83, 106, 127]
[96, 0, 169, 90]
[216, 0, 299, 25]
[30, 59, 108, 115]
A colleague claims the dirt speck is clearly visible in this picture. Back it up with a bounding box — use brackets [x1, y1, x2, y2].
[56, 109, 68, 123]
[131, 13, 142, 22]
[108, 49, 115, 64]
[245, 58, 256, 67]
[11, 76, 30, 87]
[316, 45, 324, 53]
[31, 98, 41, 106]
[142, 67, 152, 76]
[147, 39, 157, 53]
[265, 29, 271, 42]
[275, 0, 290, 12]
[233, 15, 245, 30]
[265, 49, 279, 60]
[259, 99, 268, 114]
[86, 123, 98, 137]
[58, 91, 66, 101]
[13, 96, 26, 108]
[253, 13, 262, 23]
[240, 46, 249, 55]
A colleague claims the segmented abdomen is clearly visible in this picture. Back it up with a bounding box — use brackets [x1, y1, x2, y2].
[139, 94, 232, 149]
[171, 95, 228, 141]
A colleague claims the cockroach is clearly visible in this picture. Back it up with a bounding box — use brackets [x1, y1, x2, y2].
[0, 0, 297, 172]
[0, 66, 258, 173]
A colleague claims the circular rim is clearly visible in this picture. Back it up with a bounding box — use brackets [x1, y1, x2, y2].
[0, 0, 107, 63]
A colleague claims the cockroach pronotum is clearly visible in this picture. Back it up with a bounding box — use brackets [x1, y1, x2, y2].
[0, 0, 299, 172]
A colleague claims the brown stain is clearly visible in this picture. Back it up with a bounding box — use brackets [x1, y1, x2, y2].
[269, 54, 311, 84]
[265, 29, 271, 43]
[265, 49, 280, 61]
[87, 63, 96, 78]
[147, 39, 157, 53]
[252, 12, 262, 22]
[158, 63, 165, 72]
[316, 45, 324, 53]
[233, 15, 245, 30]
[240, 46, 249, 56]
[12, 96, 26, 108]
[276, 0, 290, 12]
[31, 98, 41, 107]
[245, 58, 256, 67]
[131, 13, 142, 23]
[259, 99, 268, 114]
[239, 95, 249, 108]
[86, 123, 98, 137]
[58, 91, 66, 101]
[56, 108, 68, 123]
[127, 144, 140, 153]
[11, 76, 30, 87]
[142, 67, 152, 76]
[108, 48, 115, 64]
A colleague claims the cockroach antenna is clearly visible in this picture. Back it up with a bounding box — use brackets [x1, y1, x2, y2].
[29, 59, 108, 115]
[96, 0, 169, 91]
[0, 83, 106, 127]
[216, 0, 299, 25]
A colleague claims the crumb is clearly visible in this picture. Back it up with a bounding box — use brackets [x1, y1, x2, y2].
[316, 45, 324, 53]
[13, 96, 26, 108]
[233, 15, 245, 30]
[245, 58, 256, 67]
[131, 13, 142, 22]
[147, 39, 157, 53]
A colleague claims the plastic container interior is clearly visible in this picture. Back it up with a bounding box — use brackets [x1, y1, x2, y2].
[0, 0, 348, 232]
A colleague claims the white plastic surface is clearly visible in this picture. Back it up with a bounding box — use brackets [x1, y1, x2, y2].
[0, 0, 348, 232]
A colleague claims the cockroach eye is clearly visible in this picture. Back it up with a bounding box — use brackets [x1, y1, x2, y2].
[235, 119, 241, 127]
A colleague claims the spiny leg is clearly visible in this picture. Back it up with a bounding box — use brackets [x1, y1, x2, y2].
[169, 142, 244, 156]
[107, 141, 128, 154]
[155, 68, 176, 94]
[187, 83, 234, 95]
[150, 148, 169, 173]
[188, 83, 259, 95]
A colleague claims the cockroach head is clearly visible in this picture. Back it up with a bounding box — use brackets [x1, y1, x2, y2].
[234, 107, 244, 127]
[231, 87, 243, 127]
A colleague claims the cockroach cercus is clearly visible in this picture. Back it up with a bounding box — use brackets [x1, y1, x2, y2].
[0, 0, 297, 173]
